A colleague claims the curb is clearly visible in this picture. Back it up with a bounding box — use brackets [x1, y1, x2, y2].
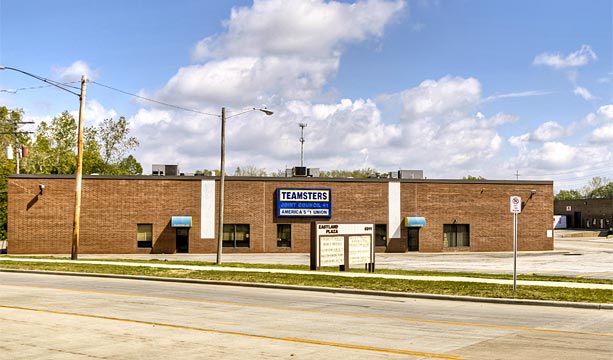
[2, 268, 611, 310]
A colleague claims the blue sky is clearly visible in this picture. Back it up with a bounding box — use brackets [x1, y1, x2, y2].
[0, 0, 611, 191]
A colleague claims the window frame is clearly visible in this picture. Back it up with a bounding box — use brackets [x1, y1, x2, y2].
[223, 224, 250, 248]
[375, 224, 387, 247]
[137, 224, 153, 248]
[443, 224, 470, 248]
[276, 224, 291, 248]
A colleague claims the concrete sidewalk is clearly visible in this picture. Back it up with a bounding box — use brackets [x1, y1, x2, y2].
[1, 256, 612, 290]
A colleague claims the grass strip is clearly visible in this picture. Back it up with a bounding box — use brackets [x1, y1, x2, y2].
[4, 255, 612, 285]
[0, 261, 611, 304]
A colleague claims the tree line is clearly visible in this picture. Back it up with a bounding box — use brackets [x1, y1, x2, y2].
[555, 177, 613, 200]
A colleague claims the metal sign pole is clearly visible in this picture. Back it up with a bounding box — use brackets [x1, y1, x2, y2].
[513, 212, 517, 291]
[510, 195, 521, 291]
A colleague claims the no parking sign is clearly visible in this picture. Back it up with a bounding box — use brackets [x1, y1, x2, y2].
[510, 196, 522, 214]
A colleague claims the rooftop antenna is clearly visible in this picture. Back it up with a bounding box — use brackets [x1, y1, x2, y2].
[299, 123, 307, 167]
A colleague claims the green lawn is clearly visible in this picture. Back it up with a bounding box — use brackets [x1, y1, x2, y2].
[0, 259, 611, 304]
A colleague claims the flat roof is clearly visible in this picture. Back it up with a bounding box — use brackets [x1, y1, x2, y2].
[9, 174, 554, 185]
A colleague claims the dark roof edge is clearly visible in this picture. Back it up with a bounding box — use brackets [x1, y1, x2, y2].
[9, 174, 554, 185]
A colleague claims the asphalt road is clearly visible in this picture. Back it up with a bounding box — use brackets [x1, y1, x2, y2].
[0, 272, 611, 359]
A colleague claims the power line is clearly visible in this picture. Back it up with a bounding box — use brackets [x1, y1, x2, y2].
[89, 80, 219, 117]
[0, 81, 80, 94]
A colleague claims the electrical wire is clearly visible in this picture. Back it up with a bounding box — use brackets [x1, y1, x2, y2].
[89, 80, 219, 117]
[0, 81, 80, 94]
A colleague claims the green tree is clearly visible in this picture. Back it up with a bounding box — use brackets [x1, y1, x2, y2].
[463, 175, 486, 180]
[195, 169, 215, 176]
[26, 111, 77, 174]
[588, 183, 613, 199]
[581, 176, 610, 197]
[98, 116, 140, 174]
[0, 106, 30, 243]
[555, 189, 583, 200]
[25, 114, 142, 175]
[321, 168, 378, 178]
[117, 155, 143, 175]
[234, 165, 267, 176]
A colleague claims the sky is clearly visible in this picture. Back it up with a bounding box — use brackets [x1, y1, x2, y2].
[0, 0, 611, 191]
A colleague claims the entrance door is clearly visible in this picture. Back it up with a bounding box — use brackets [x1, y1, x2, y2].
[408, 228, 419, 252]
[573, 212, 582, 228]
[176, 228, 189, 253]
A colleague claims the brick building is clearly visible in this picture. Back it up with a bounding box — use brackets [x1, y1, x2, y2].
[8, 175, 554, 254]
[554, 198, 613, 229]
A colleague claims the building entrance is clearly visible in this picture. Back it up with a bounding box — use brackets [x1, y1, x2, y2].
[408, 228, 420, 251]
[176, 228, 189, 253]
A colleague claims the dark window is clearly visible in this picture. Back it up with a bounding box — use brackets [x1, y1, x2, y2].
[223, 224, 250, 248]
[375, 224, 387, 246]
[137, 224, 152, 248]
[443, 224, 470, 247]
[277, 224, 291, 247]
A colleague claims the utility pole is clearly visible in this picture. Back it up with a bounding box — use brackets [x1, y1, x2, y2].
[0, 121, 34, 174]
[216, 107, 226, 265]
[299, 123, 307, 167]
[71, 75, 87, 261]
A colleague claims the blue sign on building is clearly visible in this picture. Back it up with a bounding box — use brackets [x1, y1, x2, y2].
[277, 188, 332, 218]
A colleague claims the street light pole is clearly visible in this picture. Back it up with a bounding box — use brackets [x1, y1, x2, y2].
[0, 66, 86, 260]
[71, 75, 87, 260]
[215, 107, 273, 265]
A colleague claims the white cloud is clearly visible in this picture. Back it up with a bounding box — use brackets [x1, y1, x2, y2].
[150, 0, 405, 110]
[483, 90, 551, 102]
[71, 99, 118, 127]
[573, 86, 595, 100]
[531, 121, 566, 142]
[533, 45, 597, 69]
[590, 124, 613, 142]
[52, 60, 100, 83]
[399, 76, 481, 118]
[597, 105, 613, 119]
[192, 0, 406, 60]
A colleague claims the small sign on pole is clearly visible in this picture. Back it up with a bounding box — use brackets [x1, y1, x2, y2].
[510, 196, 522, 214]
[510, 196, 521, 291]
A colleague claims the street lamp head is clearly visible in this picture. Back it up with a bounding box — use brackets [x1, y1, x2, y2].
[0, 66, 6, 70]
[256, 108, 274, 116]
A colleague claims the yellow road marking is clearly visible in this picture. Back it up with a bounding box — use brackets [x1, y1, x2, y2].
[1, 283, 611, 338]
[576, 271, 613, 279]
[0, 304, 462, 360]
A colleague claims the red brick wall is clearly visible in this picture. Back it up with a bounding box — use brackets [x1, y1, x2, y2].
[397, 182, 553, 252]
[9, 177, 201, 254]
[8, 176, 553, 254]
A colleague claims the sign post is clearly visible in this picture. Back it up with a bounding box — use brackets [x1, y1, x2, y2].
[510, 196, 522, 290]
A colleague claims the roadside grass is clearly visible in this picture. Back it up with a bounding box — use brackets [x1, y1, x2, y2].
[3, 255, 613, 285]
[0, 260, 611, 304]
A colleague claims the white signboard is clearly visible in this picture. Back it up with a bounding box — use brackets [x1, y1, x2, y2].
[510, 196, 522, 214]
[313, 223, 374, 269]
[319, 236, 344, 266]
[348, 235, 372, 265]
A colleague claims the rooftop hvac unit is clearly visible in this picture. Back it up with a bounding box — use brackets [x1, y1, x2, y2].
[165, 165, 179, 176]
[152, 164, 165, 176]
[293, 166, 307, 177]
[398, 170, 424, 179]
[307, 168, 320, 177]
[152, 164, 179, 176]
[388, 171, 398, 179]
